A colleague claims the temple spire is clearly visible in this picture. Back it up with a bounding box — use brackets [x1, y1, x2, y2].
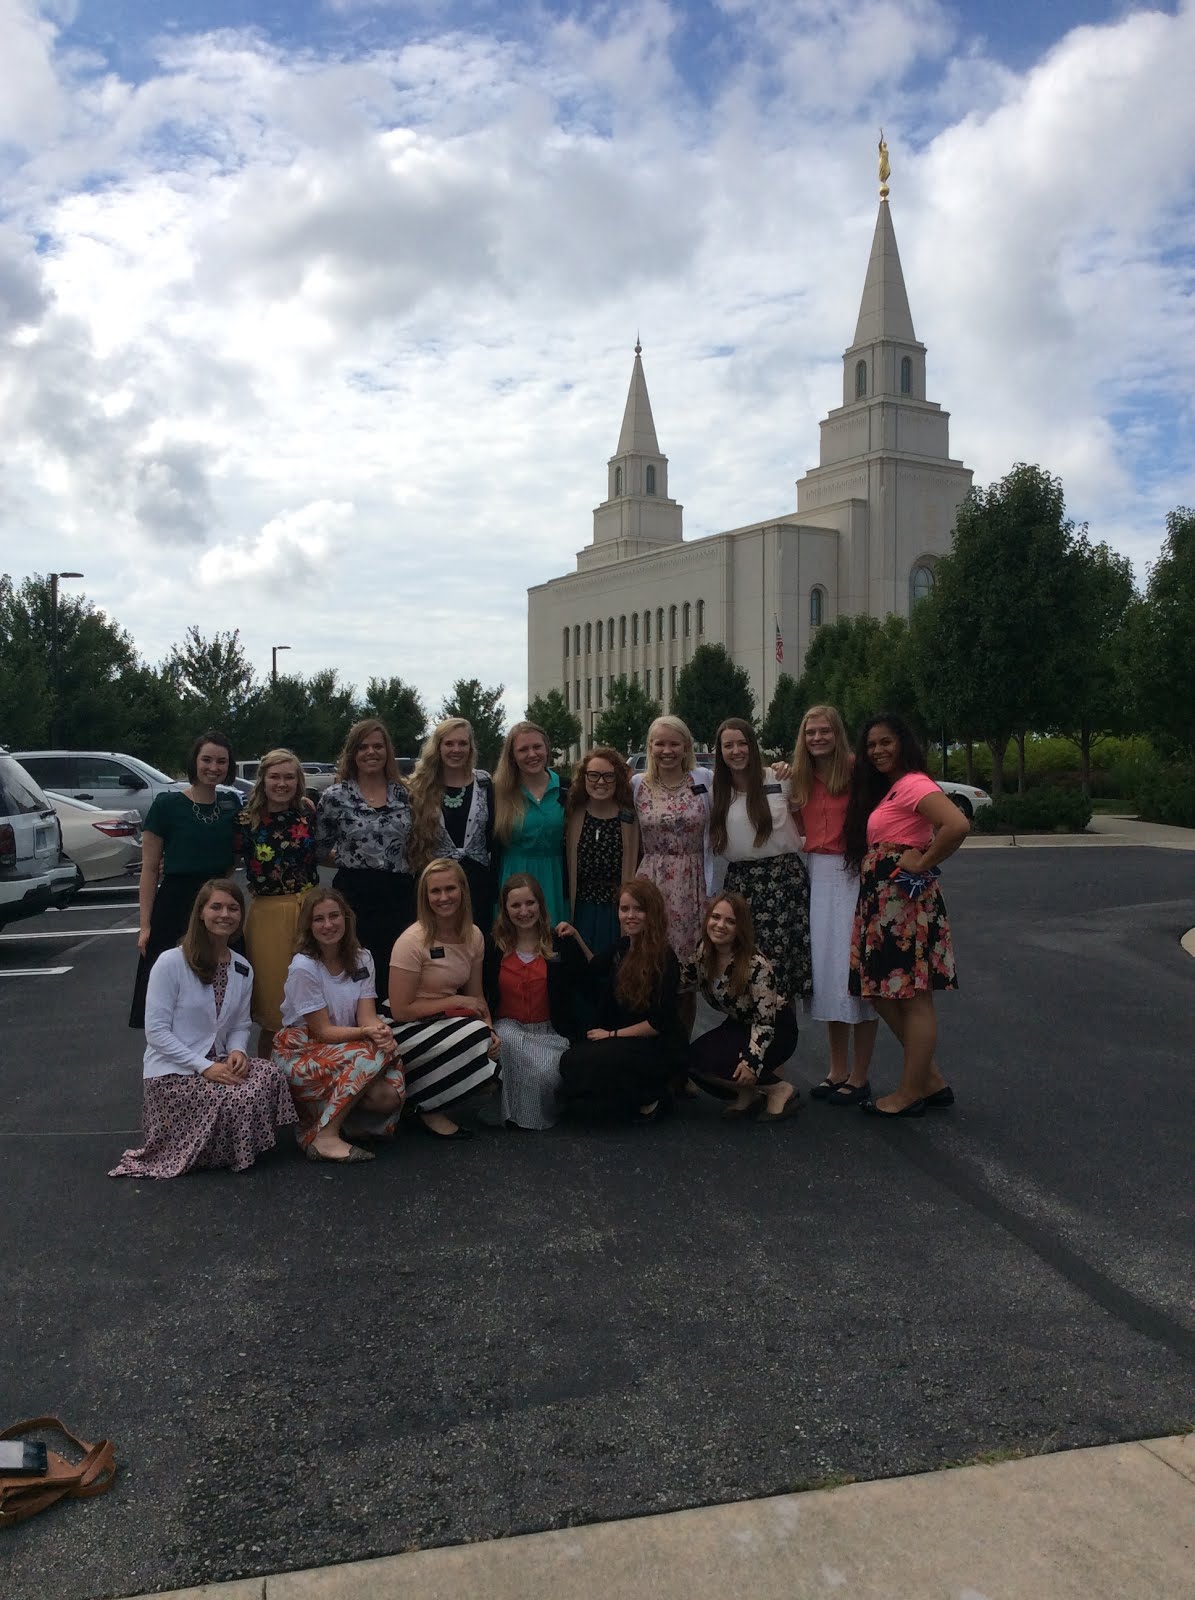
[851, 189, 916, 348]
[616, 340, 660, 456]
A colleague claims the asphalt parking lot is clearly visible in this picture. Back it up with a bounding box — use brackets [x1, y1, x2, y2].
[3, 850, 1194, 1600]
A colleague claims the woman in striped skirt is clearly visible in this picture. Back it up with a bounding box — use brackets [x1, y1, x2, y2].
[387, 858, 499, 1141]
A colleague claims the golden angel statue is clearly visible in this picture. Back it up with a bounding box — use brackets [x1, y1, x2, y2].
[878, 132, 890, 197]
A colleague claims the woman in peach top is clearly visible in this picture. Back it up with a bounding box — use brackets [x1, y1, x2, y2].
[790, 706, 878, 1105]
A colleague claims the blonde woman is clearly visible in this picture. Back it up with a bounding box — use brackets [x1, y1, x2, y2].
[234, 748, 320, 1055]
[407, 718, 496, 929]
[790, 705, 878, 1104]
[316, 718, 413, 1002]
[493, 720, 569, 924]
[388, 858, 499, 1140]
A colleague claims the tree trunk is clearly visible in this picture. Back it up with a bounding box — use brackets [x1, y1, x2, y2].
[1015, 732, 1026, 795]
[941, 727, 949, 781]
[964, 739, 975, 784]
[1080, 721, 1092, 799]
[986, 737, 1006, 799]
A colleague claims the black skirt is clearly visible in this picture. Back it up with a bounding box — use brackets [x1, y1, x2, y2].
[333, 866, 416, 1004]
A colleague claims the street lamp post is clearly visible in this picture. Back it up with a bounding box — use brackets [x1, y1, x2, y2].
[49, 571, 84, 745]
[271, 644, 292, 685]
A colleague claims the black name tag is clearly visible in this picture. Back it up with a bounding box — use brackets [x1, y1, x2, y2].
[233, 958, 250, 977]
[429, 946, 446, 959]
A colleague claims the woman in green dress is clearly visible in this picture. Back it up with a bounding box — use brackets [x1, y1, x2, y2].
[493, 721, 569, 925]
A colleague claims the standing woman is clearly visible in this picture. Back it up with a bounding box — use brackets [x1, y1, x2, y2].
[710, 718, 811, 1004]
[844, 713, 969, 1117]
[558, 878, 682, 1123]
[272, 887, 405, 1164]
[565, 746, 639, 956]
[129, 729, 241, 1028]
[407, 718, 496, 930]
[316, 718, 414, 1005]
[493, 721, 568, 925]
[111, 879, 296, 1178]
[681, 893, 799, 1121]
[482, 874, 587, 1130]
[388, 858, 499, 1140]
[235, 748, 319, 1056]
[631, 715, 712, 1033]
[790, 705, 878, 1104]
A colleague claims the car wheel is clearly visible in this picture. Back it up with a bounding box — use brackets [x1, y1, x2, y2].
[949, 794, 973, 820]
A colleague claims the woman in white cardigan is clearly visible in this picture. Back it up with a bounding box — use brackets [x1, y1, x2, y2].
[110, 879, 296, 1178]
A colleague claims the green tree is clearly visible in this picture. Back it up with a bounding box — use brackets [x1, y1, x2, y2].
[1127, 507, 1195, 758]
[440, 678, 506, 768]
[759, 673, 806, 754]
[672, 644, 754, 746]
[164, 625, 261, 744]
[593, 675, 660, 753]
[527, 689, 581, 764]
[1052, 539, 1135, 794]
[363, 676, 428, 756]
[794, 614, 882, 736]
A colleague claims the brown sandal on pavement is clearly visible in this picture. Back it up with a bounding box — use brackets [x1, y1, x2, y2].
[305, 1144, 375, 1163]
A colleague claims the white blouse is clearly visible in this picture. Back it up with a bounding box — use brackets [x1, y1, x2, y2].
[720, 772, 802, 862]
[281, 951, 377, 1029]
[142, 947, 254, 1079]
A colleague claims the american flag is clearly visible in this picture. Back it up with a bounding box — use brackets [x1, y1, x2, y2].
[774, 616, 784, 665]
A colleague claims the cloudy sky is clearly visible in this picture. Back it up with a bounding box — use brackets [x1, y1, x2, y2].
[2, 0, 1193, 724]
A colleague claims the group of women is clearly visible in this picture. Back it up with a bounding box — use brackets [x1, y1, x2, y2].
[111, 702, 969, 1177]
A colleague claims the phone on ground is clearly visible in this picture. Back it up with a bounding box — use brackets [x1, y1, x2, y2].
[0, 1441, 49, 1475]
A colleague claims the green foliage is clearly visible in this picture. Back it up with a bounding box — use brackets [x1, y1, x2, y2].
[672, 644, 754, 746]
[363, 676, 428, 757]
[594, 675, 660, 754]
[440, 678, 505, 768]
[970, 787, 1093, 834]
[1136, 762, 1195, 829]
[526, 689, 581, 763]
[1128, 507, 1195, 758]
[759, 674, 806, 755]
[164, 625, 259, 740]
[798, 613, 924, 739]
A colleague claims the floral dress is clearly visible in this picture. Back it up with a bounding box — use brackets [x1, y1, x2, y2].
[633, 774, 711, 961]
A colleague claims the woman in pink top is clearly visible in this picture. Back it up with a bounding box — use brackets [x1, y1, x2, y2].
[790, 706, 878, 1105]
[843, 714, 969, 1118]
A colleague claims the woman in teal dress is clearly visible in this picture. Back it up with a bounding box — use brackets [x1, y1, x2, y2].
[493, 721, 569, 924]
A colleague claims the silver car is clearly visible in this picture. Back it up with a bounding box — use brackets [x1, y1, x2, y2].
[11, 750, 187, 824]
[0, 749, 82, 928]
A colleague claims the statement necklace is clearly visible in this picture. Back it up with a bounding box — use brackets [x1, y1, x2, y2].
[190, 793, 222, 825]
[443, 783, 470, 811]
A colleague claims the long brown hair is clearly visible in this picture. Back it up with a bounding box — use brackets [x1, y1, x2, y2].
[789, 704, 852, 809]
[493, 720, 549, 843]
[491, 873, 554, 960]
[243, 747, 304, 830]
[710, 718, 773, 854]
[408, 717, 476, 873]
[336, 717, 402, 786]
[695, 892, 755, 1000]
[415, 857, 474, 947]
[180, 878, 245, 984]
[295, 886, 363, 973]
[566, 745, 633, 816]
[615, 878, 670, 1012]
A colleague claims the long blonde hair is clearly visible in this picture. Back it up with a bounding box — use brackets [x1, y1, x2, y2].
[243, 748, 304, 830]
[643, 715, 696, 783]
[336, 718, 402, 786]
[180, 878, 245, 984]
[493, 720, 549, 843]
[408, 718, 476, 873]
[491, 873, 554, 960]
[790, 705, 852, 809]
[415, 858, 474, 947]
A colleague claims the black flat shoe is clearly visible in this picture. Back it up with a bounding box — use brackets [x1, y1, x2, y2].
[861, 1097, 926, 1118]
[810, 1077, 849, 1101]
[417, 1115, 474, 1141]
[828, 1081, 870, 1106]
[924, 1086, 955, 1108]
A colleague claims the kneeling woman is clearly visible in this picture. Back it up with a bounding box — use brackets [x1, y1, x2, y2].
[272, 888, 405, 1164]
[681, 893, 799, 1121]
[110, 879, 296, 1178]
[482, 874, 586, 1129]
[388, 858, 499, 1140]
[558, 878, 681, 1123]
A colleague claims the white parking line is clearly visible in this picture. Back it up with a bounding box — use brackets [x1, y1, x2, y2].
[0, 927, 138, 940]
[0, 966, 72, 976]
[54, 903, 139, 912]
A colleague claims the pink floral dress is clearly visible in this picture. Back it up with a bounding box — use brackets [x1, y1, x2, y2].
[634, 776, 710, 960]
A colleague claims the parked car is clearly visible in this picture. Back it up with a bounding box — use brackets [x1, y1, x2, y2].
[937, 780, 992, 820]
[12, 750, 186, 824]
[0, 749, 83, 928]
[45, 792, 142, 883]
[301, 762, 337, 797]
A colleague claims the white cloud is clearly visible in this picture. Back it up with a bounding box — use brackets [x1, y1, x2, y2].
[0, 0, 1193, 714]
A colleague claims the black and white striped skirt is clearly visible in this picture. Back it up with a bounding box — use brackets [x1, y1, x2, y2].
[388, 1015, 496, 1111]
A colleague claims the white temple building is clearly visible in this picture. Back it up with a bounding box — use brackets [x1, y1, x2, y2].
[527, 178, 974, 746]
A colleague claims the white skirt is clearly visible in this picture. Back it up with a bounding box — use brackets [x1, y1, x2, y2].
[807, 852, 875, 1024]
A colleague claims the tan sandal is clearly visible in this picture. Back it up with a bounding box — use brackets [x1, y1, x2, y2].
[305, 1144, 375, 1163]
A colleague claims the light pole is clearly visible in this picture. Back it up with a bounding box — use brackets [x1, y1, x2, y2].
[271, 644, 291, 685]
[49, 571, 84, 745]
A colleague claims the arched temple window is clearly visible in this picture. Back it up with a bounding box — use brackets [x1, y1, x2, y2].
[900, 356, 912, 395]
[810, 586, 825, 627]
[855, 359, 867, 398]
[645, 464, 656, 495]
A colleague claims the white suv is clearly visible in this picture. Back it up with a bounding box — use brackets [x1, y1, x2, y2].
[0, 750, 83, 929]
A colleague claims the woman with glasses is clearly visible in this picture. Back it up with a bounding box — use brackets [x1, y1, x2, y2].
[564, 746, 639, 957]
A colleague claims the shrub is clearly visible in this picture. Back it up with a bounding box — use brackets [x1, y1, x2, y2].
[1136, 765, 1195, 829]
[971, 786, 1093, 834]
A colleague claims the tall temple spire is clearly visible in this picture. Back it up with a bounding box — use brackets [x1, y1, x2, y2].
[615, 340, 661, 456]
[852, 193, 916, 348]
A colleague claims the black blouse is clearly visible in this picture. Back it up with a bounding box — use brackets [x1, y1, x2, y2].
[589, 938, 681, 1041]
